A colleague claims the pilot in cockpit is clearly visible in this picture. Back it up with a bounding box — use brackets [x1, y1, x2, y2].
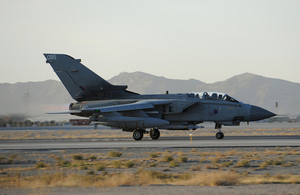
[203, 92, 209, 98]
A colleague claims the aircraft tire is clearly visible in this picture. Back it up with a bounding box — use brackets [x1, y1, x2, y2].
[150, 129, 160, 140]
[215, 132, 224, 139]
[133, 129, 144, 141]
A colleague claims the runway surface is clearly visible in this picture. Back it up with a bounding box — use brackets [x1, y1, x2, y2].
[0, 135, 299, 150]
[1, 123, 299, 150]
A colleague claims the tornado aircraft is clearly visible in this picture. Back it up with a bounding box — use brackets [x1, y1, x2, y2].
[44, 54, 276, 140]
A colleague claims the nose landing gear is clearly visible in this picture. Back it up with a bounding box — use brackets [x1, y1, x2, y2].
[150, 128, 160, 140]
[215, 123, 224, 139]
[216, 131, 224, 139]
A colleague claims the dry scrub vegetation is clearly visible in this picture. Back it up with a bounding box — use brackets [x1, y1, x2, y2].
[1, 147, 300, 189]
[1, 171, 299, 189]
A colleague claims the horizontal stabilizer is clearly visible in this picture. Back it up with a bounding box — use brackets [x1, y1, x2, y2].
[47, 110, 81, 114]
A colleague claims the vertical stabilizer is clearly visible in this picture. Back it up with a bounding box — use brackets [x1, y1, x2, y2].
[44, 54, 137, 101]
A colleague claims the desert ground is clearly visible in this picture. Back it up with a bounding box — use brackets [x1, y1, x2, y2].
[0, 122, 300, 194]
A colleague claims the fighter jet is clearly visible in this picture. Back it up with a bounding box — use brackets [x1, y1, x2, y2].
[44, 54, 276, 140]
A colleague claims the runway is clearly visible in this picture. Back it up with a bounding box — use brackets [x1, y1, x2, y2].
[0, 136, 299, 150]
[1, 123, 299, 150]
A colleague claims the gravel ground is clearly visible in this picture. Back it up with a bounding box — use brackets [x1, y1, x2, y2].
[1, 184, 300, 195]
[1, 123, 300, 194]
[1, 146, 300, 194]
[1, 147, 300, 176]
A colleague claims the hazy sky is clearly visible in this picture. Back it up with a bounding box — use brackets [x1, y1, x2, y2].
[1, 1, 300, 84]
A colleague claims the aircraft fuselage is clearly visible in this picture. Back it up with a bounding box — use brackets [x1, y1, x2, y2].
[69, 92, 270, 131]
[44, 54, 276, 140]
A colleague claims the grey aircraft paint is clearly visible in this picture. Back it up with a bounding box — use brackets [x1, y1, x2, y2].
[44, 54, 276, 140]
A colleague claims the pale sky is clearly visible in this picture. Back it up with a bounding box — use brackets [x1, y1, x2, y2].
[1, 0, 300, 84]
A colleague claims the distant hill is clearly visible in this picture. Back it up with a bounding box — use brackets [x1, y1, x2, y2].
[0, 80, 73, 121]
[108, 72, 206, 94]
[0, 72, 299, 121]
[109, 72, 300, 116]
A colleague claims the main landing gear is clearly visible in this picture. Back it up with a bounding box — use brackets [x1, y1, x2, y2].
[132, 128, 160, 141]
[132, 129, 144, 140]
[150, 128, 160, 140]
[215, 123, 224, 139]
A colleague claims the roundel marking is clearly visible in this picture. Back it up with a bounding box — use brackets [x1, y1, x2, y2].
[213, 109, 218, 114]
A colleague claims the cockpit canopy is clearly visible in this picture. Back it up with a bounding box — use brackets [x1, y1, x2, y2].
[186, 92, 239, 103]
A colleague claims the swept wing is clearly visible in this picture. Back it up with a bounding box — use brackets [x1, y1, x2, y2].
[48, 100, 173, 114]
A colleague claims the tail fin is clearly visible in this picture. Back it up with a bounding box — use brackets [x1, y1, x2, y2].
[44, 54, 138, 101]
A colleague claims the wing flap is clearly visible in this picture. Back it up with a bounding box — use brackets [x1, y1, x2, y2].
[47, 100, 173, 115]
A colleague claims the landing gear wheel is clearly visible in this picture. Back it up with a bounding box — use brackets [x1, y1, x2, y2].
[94, 124, 98, 130]
[216, 132, 224, 139]
[133, 129, 144, 141]
[150, 129, 160, 140]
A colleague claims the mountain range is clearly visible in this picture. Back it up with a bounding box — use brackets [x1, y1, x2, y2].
[1, 72, 299, 121]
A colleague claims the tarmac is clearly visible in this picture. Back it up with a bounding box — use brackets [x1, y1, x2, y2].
[0, 135, 300, 150]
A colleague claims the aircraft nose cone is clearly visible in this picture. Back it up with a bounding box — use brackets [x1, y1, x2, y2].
[250, 106, 276, 121]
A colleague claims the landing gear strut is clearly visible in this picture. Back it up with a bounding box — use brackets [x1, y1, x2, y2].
[150, 128, 160, 140]
[215, 123, 224, 139]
